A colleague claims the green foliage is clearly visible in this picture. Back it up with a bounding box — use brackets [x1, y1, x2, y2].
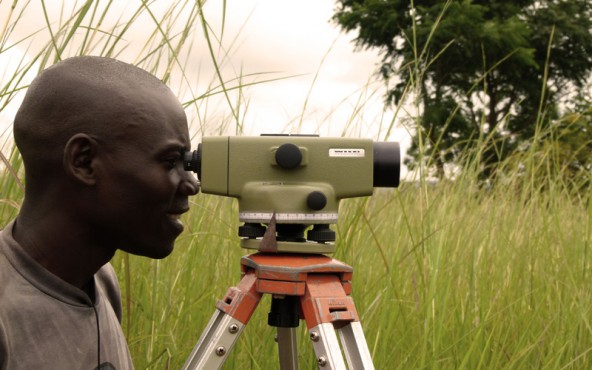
[333, 0, 592, 179]
[535, 103, 592, 192]
[0, 145, 24, 222]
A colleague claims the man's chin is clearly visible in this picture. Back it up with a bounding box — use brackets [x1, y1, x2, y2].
[122, 242, 175, 259]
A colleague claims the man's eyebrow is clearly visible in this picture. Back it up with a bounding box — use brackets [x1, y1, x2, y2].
[157, 143, 188, 155]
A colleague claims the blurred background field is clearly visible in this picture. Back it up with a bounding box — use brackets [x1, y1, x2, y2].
[1, 1, 591, 369]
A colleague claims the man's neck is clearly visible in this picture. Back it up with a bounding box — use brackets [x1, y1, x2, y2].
[13, 207, 116, 290]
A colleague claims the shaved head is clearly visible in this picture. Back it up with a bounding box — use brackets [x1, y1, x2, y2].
[14, 56, 181, 186]
[8, 55, 199, 296]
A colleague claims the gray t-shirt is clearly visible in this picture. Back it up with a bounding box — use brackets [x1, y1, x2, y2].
[0, 220, 134, 370]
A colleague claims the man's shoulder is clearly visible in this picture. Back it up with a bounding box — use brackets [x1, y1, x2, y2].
[96, 262, 120, 288]
[0, 220, 22, 282]
[0, 222, 25, 308]
[96, 263, 124, 321]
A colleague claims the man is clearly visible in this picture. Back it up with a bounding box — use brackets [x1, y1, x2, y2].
[0, 56, 200, 369]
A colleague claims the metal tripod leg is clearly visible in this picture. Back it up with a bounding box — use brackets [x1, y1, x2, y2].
[302, 274, 375, 369]
[339, 321, 374, 368]
[308, 321, 374, 369]
[182, 310, 246, 369]
[182, 272, 262, 370]
[309, 322, 347, 368]
[277, 327, 299, 370]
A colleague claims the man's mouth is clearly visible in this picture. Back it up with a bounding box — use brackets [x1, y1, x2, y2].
[165, 212, 186, 234]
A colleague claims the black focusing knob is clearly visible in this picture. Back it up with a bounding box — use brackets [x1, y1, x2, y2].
[307, 224, 335, 243]
[307, 191, 327, 211]
[275, 143, 302, 169]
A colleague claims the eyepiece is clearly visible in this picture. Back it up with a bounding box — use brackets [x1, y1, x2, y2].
[183, 145, 202, 179]
[373, 142, 400, 188]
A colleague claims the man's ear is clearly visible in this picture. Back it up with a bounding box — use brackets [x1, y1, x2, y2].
[63, 133, 98, 186]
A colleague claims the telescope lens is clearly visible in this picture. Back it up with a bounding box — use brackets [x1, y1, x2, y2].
[373, 142, 400, 188]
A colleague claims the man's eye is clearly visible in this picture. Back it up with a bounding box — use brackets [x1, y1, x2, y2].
[164, 156, 181, 168]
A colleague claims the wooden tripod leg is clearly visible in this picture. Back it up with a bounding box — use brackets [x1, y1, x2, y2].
[182, 271, 262, 370]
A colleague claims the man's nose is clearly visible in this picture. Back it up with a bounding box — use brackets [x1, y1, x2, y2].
[179, 170, 200, 196]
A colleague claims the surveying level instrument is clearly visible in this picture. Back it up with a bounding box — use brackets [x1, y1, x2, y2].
[182, 135, 400, 369]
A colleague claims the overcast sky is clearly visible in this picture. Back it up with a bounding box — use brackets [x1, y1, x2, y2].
[196, 0, 410, 144]
[0, 0, 410, 172]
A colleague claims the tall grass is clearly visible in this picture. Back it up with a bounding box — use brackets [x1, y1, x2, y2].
[1, 1, 591, 369]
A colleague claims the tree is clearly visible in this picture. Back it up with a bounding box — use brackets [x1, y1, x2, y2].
[333, 0, 592, 179]
[536, 93, 592, 191]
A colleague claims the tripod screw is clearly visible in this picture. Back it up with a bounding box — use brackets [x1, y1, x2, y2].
[228, 324, 239, 334]
[317, 356, 327, 367]
[310, 331, 320, 342]
[215, 346, 227, 356]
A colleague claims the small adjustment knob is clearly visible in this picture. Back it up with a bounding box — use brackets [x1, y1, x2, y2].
[238, 223, 266, 239]
[307, 191, 327, 211]
[275, 143, 302, 169]
[307, 224, 335, 243]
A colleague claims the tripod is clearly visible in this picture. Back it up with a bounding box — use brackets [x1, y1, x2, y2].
[181, 251, 375, 369]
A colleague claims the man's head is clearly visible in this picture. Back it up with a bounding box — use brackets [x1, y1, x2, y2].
[14, 56, 199, 259]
